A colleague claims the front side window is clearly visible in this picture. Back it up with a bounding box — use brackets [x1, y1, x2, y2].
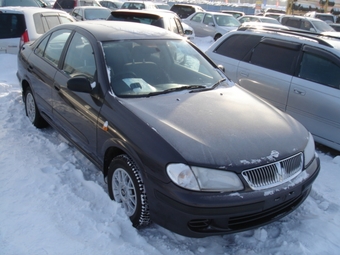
[43, 29, 71, 67]
[203, 14, 214, 25]
[299, 51, 340, 89]
[63, 33, 96, 82]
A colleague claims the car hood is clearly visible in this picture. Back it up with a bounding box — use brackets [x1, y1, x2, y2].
[121, 86, 308, 170]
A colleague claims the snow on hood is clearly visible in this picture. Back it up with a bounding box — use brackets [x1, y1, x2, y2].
[121, 86, 308, 170]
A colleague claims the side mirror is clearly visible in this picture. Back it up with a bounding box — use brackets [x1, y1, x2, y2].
[218, 65, 225, 73]
[67, 77, 93, 93]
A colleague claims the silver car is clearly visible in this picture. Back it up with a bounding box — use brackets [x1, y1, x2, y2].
[206, 28, 340, 151]
[279, 15, 335, 33]
[182, 11, 240, 40]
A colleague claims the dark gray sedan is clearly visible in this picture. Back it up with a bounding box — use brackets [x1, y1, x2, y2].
[17, 21, 320, 237]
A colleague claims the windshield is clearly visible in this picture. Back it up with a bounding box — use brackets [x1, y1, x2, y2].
[102, 39, 227, 97]
[84, 9, 111, 20]
[313, 20, 335, 32]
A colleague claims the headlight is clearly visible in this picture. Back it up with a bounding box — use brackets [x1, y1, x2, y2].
[167, 164, 244, 192]
[304, 132, 316, 168]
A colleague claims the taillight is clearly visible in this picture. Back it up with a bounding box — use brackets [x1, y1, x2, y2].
[73, 0, 77, 7]
[20, 30, 29, 47]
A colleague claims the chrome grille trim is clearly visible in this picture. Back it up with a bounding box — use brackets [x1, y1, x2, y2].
[241, 153, 303, 190]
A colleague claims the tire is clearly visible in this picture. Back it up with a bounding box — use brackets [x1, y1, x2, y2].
[24, 87, 48, 128]
[108, 155, 150, 227]
[214, 34, 222, 41]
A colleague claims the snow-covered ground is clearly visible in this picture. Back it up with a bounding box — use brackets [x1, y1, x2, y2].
[1, 37, 340, 255]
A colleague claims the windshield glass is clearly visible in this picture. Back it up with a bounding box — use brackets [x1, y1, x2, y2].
[102, 39, 226, 97]
[313, 20, 335, 32]
[84, 9, 111, 20]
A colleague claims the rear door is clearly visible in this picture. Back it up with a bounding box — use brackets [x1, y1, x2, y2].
[0, 11, 25, 54]
[26, 29, 73, 120]
[237, 38, 301, 111]
[288, 45, 340, 149]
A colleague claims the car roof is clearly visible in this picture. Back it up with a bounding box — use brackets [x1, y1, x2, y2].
[111, 9, 177, 17]
[73, 6, 110, 9]
[46, 20, 182, 41]
[199, 11, 233, 16]
[171, 3, 203, 8]
[0, 6, 69, 14]
[231, 27, 340, 51]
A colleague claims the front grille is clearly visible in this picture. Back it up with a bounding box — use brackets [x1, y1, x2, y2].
[241, 153, 303, 190]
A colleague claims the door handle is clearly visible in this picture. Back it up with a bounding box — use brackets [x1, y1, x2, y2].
[293, 88, 306, 96]
[240, 71, 249, 77]
[27, 65, 33, 72]
[54, 84, 60, 91]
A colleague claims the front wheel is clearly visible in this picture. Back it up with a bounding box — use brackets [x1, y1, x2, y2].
[108, 155, 150, 227]
[24, 87, 48, 128]
[214, 34, 222, 41]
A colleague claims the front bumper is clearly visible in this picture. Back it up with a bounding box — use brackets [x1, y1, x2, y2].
[146, 155, 320, 238]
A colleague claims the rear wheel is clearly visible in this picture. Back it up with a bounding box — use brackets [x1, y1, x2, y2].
[24, 87, 48, 128]
[108, 155, 150, 227]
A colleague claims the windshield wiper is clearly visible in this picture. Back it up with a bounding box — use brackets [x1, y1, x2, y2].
[146, 85, 206, 97]
[189, 78, 227, 93]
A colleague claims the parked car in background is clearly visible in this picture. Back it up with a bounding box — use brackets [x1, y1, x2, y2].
[206, 28, 340, 151]
[120, 1, 157, 10]
[238, 15, 281, 24]
[0, 0, 47, 7]
[170, 3, 205, 19]
[71, 6, 110, 20]
[220, 10, 244, 19]
[53, 0, 101, 13]
[154, 2, 170, 10]
[0, 6, 74, 54]
[17, 20, 320, 238]
[304, 11, 336, 24]
[237, 22, 289, 31]
[99, 0, 122, 10]
[107, 9, 186, 37]
[182, 11, 240, 40]
[279, 15, 335, 33]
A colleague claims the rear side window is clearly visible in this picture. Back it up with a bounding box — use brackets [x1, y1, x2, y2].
[43, 29, 72, 67]
[34, 13, 74, 35]
[214, 34, 262, 61]
[0, 13, 26, 39]
[250, 39, 301, 75]
[281, 17, 302, 29]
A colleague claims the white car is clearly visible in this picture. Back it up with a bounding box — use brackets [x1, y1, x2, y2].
[182, 11, 240, 41]
[0, 7, 74, 54]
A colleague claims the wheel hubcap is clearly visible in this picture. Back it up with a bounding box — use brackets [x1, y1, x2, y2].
[112, 168, 137, 216]
[26, 93, 36, 123]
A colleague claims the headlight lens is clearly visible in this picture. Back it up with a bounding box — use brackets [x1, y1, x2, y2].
[167, 164, 244, 192]
[304, 132, 316, 168]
